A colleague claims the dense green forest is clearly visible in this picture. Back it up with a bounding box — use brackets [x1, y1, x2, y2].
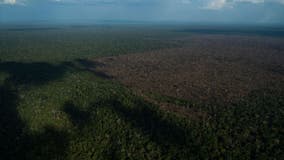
[0, 26, 283, 159]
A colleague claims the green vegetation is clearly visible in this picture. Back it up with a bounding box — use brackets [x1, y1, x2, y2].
[0, 26, 283, 159]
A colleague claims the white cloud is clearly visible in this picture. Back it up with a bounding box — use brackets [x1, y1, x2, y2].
[204, 0, 284, 10]
[204, 0, 227, 10]
[0, 0, 27, 5]
[0, 0, 17, 5]
[236, 0, 284, 4]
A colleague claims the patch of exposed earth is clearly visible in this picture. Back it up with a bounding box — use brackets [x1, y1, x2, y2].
[89, 35, 284, 117]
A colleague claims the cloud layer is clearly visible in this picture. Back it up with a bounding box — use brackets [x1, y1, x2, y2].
[0, 0, 17, 5]
[1, 0, 284, 24]
[1, 0, 284, 8]
[204, 0, 284, 9]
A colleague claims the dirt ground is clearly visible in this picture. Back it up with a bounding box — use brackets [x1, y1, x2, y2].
[91, 35, 284, 110]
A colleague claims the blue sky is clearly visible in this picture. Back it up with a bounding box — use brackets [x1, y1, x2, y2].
[1, 0, 284, 24]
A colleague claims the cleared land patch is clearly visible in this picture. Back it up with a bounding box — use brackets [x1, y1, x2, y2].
[92, 36, 284, 108]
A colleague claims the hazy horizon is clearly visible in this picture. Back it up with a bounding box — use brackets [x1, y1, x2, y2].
[1, 0, 284, 25]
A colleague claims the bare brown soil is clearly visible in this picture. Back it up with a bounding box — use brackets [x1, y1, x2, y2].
[91, 35, 284, 116]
